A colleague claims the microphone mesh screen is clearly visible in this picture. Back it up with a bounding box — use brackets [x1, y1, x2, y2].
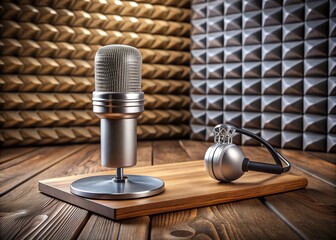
[95, 45, 142, 93]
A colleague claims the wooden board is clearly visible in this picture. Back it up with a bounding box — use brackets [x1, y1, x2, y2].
[39, 160, 308, 220]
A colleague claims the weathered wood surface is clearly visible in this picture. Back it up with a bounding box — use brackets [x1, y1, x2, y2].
[0, 142, 152, 240]
[155, 141, 336, 240]
[38, 160, 307, 220]
[78, 215, 150, 240]
[153, 140, 191, 165]
[310, 152, 336, 164]
[152, 141, 302, 239]
[0, 147, 36, 164]
[0, 145, 85, 196]
[196, 144, 336, 240]
[0, 140, 335, 239]
[264, 150, 336, 239]
[179, 140, 212, 160]
[278, 149, 336, 186]
[151, 199, 300, 240]
[0, 145, 93, 239]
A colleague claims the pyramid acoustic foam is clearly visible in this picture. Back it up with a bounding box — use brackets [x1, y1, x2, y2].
[191, 0, 335, 152]
[0, 0, 191, 146]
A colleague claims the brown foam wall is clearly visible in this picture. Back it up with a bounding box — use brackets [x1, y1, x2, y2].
[0, 0, 191, 146]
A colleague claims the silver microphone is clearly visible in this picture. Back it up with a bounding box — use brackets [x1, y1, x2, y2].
[92, 45, 144, 169]
[70, 45, 165, 200]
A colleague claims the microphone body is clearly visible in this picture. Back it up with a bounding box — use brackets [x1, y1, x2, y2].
[92, 45, 143, 168]
[101, 118, 136, 167]
[93, 92, 143, 168]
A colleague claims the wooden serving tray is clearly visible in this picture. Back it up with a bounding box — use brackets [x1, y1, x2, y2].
[39, 160, 308, 220]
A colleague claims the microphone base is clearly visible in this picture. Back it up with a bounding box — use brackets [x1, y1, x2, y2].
[70, 175, 165, 200]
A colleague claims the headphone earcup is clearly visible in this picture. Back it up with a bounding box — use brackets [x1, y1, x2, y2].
[204, 143, 221, 180]
[205, 143, 246, 182]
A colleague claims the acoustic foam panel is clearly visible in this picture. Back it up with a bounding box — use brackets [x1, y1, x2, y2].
[190, 0, 335, 152]
[0, 0, 191, 146]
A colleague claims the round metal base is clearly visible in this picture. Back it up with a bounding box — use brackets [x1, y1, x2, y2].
[70, 175, 165, 200]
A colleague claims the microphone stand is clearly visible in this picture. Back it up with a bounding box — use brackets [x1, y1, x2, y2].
[70, 92, 165, 200]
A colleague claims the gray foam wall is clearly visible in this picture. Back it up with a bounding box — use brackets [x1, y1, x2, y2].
[190, 0, 336, 152]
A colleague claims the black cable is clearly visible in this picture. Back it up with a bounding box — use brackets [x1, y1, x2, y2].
[235, 127, 291, 173]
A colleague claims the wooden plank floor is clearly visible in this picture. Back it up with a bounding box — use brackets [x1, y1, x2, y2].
[0, 140, 335, 239]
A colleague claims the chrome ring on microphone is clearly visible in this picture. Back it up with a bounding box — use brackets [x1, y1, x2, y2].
[92, 91, 144, 119]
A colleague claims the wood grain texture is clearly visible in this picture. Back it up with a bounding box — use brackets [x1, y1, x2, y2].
[151, 141, 302, 240]
[179, 140, 212, 160]
[1, 141, 335, 239]
[1, 143, 153, 201]
[0, 146, 36, 164]
[264, 188, 336, 239]
[278, 149, 336, 186]
[0, 145, 94, 240]
[0, 143, 152, 239]
[76, 142, 152, 239]
[151, 199, 300, 240]
[247, 146, 335, 182]
[78, 215, 150, 240]
[1, 199, 89, 240]
[136, 141, 153, 167]
[38, 160, 307, 220]
[0, 145, 85, 196]
[0, 147, 58, 171]
[262, 150, 336, 239]
[309, 152, 336, 164]
[174, 142, 336, 239]
[153, 140, 191, 164]
[238, 146, 336, 239]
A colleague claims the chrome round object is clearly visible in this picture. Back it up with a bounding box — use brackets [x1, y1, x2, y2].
[70, 175, 165, 200]
[205, 143, 246, 182]
[204, 123, 291, 182]
[205, 124, 246, 182]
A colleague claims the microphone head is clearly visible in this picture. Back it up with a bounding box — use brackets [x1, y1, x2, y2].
[94, 45, 142, 93]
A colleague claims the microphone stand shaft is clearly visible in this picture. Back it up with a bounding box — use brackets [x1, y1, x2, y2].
[115, 168, 124, 180]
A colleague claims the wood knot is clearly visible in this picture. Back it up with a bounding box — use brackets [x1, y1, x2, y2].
[170, 230, 194, 238]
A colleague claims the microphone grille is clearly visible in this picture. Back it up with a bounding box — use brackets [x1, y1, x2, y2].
[94, 45, 142, 93]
